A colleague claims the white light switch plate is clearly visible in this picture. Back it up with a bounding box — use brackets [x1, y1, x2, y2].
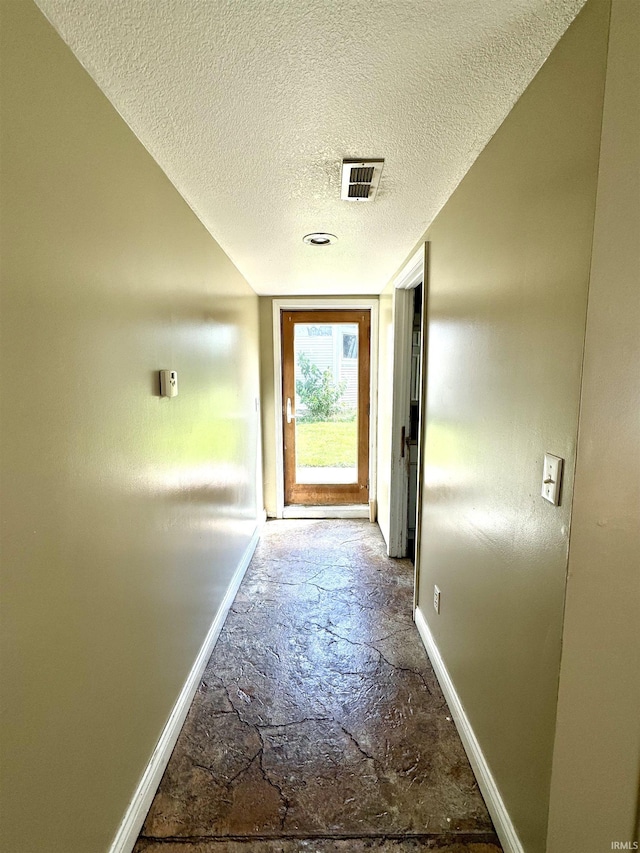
[541, 454, 563, 505]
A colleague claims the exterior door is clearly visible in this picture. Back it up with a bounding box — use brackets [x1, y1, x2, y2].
[281, 309, 370, 506]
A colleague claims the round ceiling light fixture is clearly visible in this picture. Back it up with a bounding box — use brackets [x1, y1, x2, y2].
[303, 232, 338, 246]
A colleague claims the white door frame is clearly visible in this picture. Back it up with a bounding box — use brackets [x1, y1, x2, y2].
[272, 298, 379, 519]
[387, 245, 428, 561]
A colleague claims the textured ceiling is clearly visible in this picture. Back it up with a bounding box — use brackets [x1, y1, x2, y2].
[35, 0, 585, 295]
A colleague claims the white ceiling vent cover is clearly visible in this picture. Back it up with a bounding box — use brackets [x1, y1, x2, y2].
[340, 159, 384, 202]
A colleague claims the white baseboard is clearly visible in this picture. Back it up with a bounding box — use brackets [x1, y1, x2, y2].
[109, 518, 264, 853]
[414, 606, 524, 853]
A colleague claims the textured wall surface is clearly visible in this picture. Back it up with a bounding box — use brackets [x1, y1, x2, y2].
[0, 4, 260, 851]
[411, 3, 610, 850]
[34, 0, 585, 295]
[547, 1, 640, 848]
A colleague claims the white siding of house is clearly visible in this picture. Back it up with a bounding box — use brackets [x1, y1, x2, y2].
[294, 323, 358, 415]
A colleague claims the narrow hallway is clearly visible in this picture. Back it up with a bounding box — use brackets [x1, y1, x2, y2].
[134, 520, 501, 852]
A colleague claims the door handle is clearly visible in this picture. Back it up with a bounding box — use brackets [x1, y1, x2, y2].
[401, 425, 406, 458]
[286, 397, 296, 424]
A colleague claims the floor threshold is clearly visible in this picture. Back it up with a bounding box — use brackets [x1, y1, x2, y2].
[136, 831, 502, 851]
[282, 504, 370, 519]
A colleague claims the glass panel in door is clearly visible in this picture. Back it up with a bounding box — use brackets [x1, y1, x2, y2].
[293, 322, 358, 485]
[282, 309, 370, 506]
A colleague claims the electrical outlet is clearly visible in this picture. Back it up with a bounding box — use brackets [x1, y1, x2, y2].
[433, 585, 441, 614]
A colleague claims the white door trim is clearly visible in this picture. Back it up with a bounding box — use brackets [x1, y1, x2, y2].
[387, 288, 413, 556]
[272, 298, 379, 519]
[387, 245, 426, 557]
[394, 247, 425, 292]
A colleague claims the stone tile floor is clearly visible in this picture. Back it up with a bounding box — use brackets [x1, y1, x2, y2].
[135, 520, 502, 853]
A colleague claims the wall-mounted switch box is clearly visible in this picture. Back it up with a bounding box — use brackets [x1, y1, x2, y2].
[541, 454, 563, 505]
[160, 370, 178, 398]
[433, 585, 441, 614]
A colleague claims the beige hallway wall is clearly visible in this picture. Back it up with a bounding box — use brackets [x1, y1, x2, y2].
[403, 2, 610, 850]
[547, 0, 640, 848]
[0, 3, 261, 852]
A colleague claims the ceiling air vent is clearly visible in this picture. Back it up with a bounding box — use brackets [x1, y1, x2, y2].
[340, 159, 384, 202]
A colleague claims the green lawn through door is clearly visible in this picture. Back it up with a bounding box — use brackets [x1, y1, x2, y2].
[295, 421, 357, 468]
